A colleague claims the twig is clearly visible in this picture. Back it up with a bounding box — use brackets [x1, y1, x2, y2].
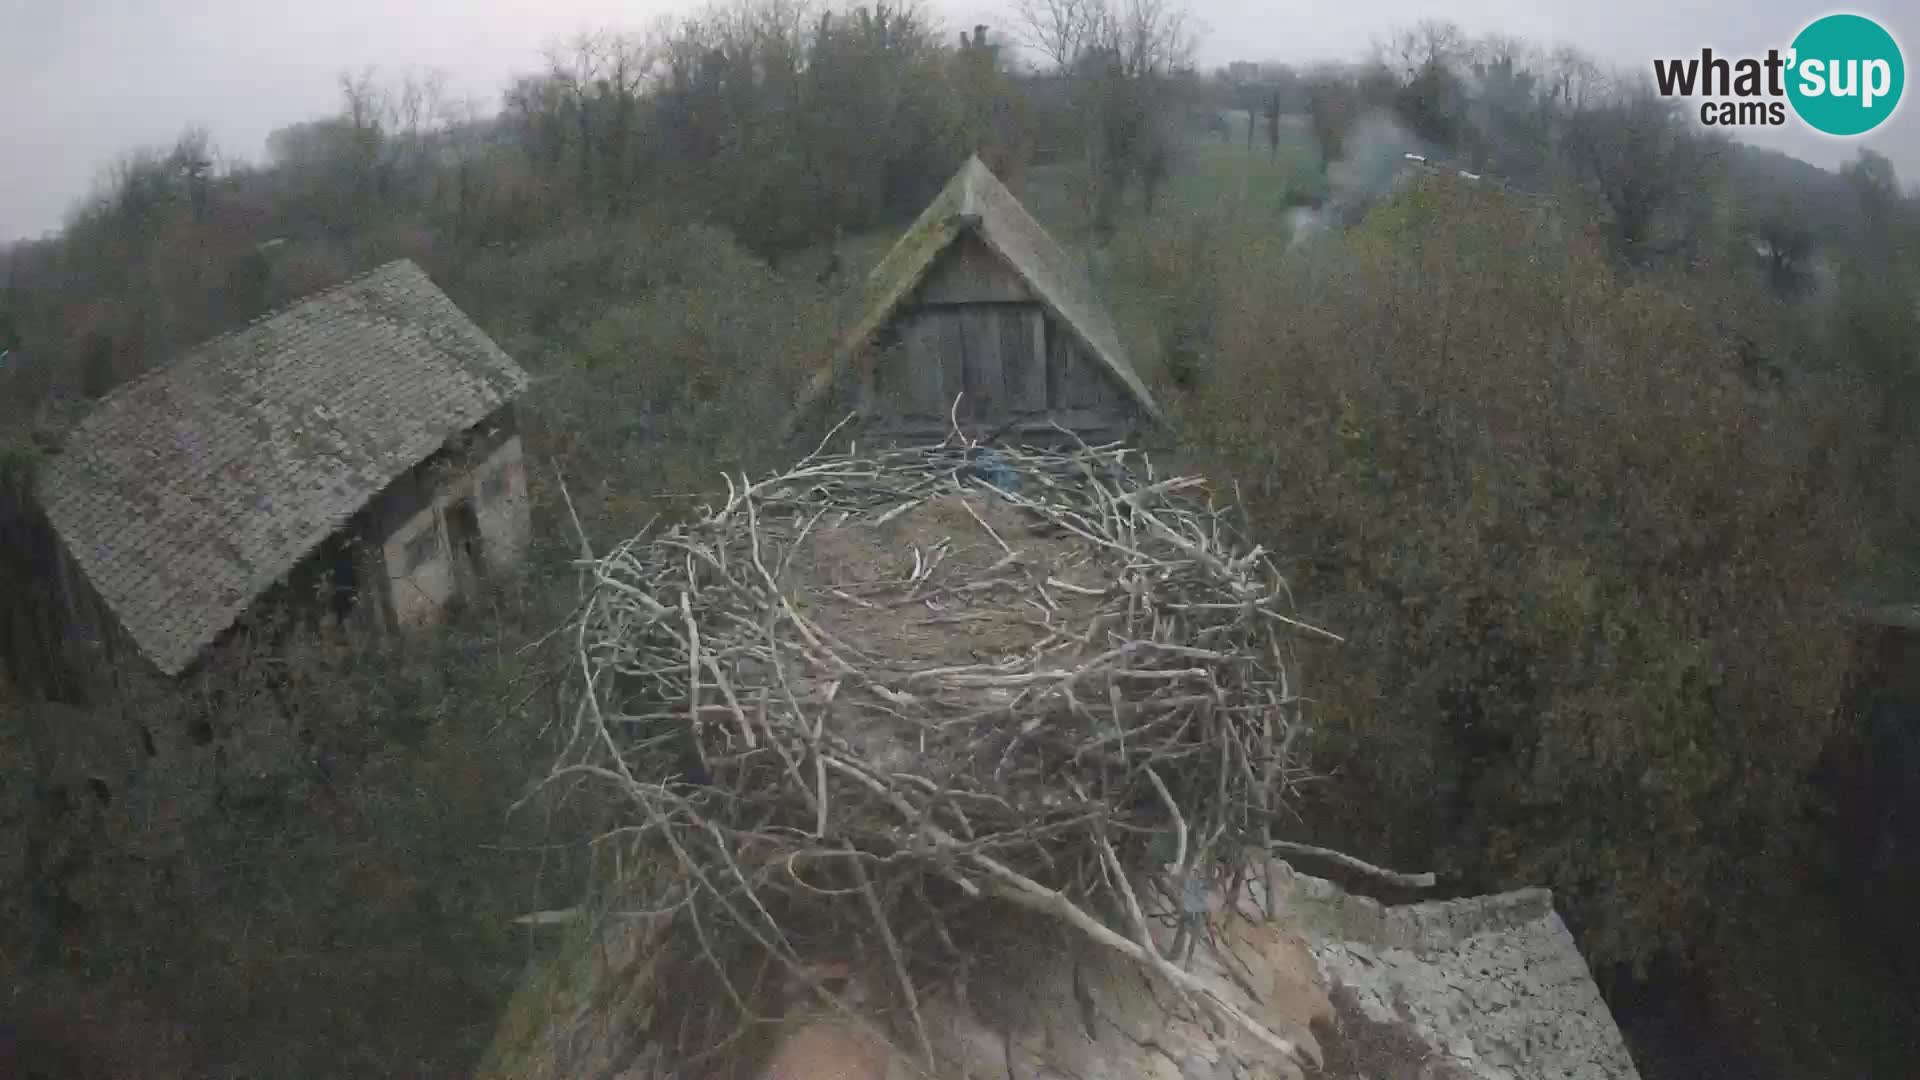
[969, 851, 1306, 1066]
[851, 852, 936, 1074]
[1268, 841, 1436, 890]
[544, 435, 1333, 1073]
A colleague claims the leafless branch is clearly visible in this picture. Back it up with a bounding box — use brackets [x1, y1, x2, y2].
[540, 437, 1344, 1071]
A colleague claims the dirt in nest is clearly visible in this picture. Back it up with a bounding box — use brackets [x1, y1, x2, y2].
[787, 492, 1105, 670]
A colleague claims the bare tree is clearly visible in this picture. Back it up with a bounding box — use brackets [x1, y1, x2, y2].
[390, 69, 450, 140]
[1013, 0, 1104, 73]
[1303, 67, 1360, 167]
[538, 29, 661, 210]
[1376, 19, 1466, 82]
[1015, 0, 1197, 231]
[339, 67, 386, 137]
[332, 65, 391, 206]
[1564, 83, 1724, 266]
[1541, 47, 1609, 115]
[1105, 0, 1197, 78]
[1472, 33, 1533, 74]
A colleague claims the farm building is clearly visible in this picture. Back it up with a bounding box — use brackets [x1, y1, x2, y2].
[8, 259, 530, 698]
[793, 155, 1159, 442]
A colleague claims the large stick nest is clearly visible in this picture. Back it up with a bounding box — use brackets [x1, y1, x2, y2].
[544, 429, 1334, 1075]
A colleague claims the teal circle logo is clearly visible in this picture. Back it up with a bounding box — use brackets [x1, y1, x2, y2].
[1787, 14, 1904, 136]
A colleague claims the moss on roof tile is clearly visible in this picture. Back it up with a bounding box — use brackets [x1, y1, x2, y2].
[794, 156, 1159, 431]
[38, 259, 528, 675]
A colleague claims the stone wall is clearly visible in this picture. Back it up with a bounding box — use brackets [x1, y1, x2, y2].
[382, 500, 459, 630]
[372, 411, 528, 631]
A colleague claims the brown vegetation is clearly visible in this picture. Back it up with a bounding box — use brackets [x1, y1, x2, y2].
[1117, 163, 1918, 1072]
[1178, 176, 1875, 969]
[4, 5, 1920, 1078]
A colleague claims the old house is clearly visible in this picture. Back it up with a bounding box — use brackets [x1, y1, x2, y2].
[14, 258, 531, 699]
[792, 155, 1160, 443]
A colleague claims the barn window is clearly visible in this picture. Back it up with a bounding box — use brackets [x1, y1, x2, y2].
[402, 525, 440, 572]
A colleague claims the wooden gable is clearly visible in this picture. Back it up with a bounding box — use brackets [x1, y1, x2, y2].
[912, 232, 1035, 305]
[859, 231, 1139, 439]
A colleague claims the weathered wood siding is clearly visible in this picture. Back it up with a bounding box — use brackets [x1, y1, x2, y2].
[855, 234, 1138, 441]
[1047, 321, 1118, 412]
[914, 233, 1034, 304]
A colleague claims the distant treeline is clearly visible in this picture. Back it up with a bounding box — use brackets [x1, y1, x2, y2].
[0, 0, 1207, 427]
[1194, 21, 1920, 489]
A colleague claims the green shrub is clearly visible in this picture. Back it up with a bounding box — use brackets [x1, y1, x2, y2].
[10, 588, 593, 1077]
[1176, 177, 1876, 972]
[0, 227, 845, 1064]
[503, 220, 851, 542]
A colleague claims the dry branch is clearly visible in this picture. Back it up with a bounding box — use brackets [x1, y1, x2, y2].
[1268, 840, 1437, 890]
[542, 430, 1333, 1071]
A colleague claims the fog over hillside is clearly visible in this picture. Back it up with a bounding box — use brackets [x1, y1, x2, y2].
[4, 0, 1915, 240]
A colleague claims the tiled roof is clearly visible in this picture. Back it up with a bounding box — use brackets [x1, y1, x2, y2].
[38, 259, 528, 675]
[1275, 868, 1642, 1079]
[795, 155, 1159, 428]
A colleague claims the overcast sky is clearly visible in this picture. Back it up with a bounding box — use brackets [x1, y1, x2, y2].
[3, 1, 1915, 242]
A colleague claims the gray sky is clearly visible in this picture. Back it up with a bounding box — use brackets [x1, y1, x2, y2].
[3, 0, 1916, 242]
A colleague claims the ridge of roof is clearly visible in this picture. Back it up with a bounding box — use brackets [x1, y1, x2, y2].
[955, 156, 985, 221]
[223, 256, 418, 338]
[75, 259, 424, 417]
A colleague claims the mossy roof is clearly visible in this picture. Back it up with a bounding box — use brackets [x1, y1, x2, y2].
[794, 156, 1159, 428]
[38, 260, 527, 675]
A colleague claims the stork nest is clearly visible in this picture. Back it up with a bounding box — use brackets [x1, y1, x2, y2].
[541, 429, 1335, 1075]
